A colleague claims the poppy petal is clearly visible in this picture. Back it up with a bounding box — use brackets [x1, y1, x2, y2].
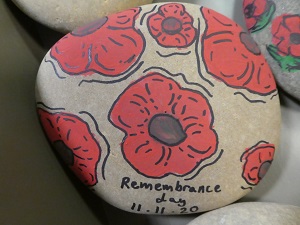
[109, 73, 218, 178]
[201, 7, 276, 95]
[271, 14, 300, 58]
[241, 141, 275, 186]
[38, 108, 101, 186]
[147, 3, 197, 48]
[50, 8, 145, 77]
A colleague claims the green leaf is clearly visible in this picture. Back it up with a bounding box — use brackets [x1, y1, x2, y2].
[250, 2, 276, 33]
[267, 45, 300, 72]
[267, 45, 282, 61]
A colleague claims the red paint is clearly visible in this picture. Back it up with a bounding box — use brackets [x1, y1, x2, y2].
[147, 3, 197, 48]
[50, 8, 145, 76]
[271, 14, 300, 57]
[109, 73, 218, 178]
[243, 0, 268, 30]
[241, 142, 275, 186]
[38, 108, 101, 186]
[201, 8, 276, 95]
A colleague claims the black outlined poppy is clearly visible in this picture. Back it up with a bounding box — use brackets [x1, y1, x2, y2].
[147, 3, 197, 48]
[109, 73, 218, 178]
[243, 0, 275, 33]
[241, 141, 275, 186]
[51, 8, 145, 77]
[201, 7, 276, 95]
[38, 108, 101, 186]
[267, 14, 300, 72]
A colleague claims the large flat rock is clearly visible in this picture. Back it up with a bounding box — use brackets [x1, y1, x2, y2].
[188, 202, 300, 225]
[11, 0, 153, 32]
[35, 2, 281, 214]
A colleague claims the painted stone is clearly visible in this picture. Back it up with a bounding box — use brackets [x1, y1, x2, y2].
[243, 0, 300, 99]
[187, 202, 300, 225]
[11, 0, 152, 33]
[36, 3, 281, 214]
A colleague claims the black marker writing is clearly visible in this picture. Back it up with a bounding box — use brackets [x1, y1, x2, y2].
[156, 192, 186, 207]
[120, 177, 222, 194]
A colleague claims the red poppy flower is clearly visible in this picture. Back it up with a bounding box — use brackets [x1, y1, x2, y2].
[50, 8, 145, 77]
[38, 108, 101, 186]
[243, 0, 275, 32]
[271, 14, 300, 58]
[109, 73, 218, 178]
[241, 141, 275, 186]
[147, 3, 197, 48]
[201, 7, 276, 95]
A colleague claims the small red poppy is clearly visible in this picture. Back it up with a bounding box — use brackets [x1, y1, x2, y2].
[147, 3, 197, 48]
[109, 73, 218, 178]
[243, 0, 275, 32]
[38, 108, 101, 186]
[201, 7, 276, 95]
[271, 14, 300, 58]
[50, 8, 145, 77]
[241, 141, 275, 186]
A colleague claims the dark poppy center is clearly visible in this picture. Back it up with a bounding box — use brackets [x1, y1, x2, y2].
[240, 32, 261, 55]
[162, 17, 182, 35]
[290, 33, 300, 45]
[258, 161, 272, 180]
[53, 140, 74, 166]
[149, 114, 187, 146]
[72, 17, 108, 36]
[244, 3, 256, 18]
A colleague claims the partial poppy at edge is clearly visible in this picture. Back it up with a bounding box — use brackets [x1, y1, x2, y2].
[38, 108, 101, 186]
[201, 7, 277, 96]
[50, 8, 146, 77]
[241, 141, 275, 186]
[271, 14, 300, 58]
[243, 0, 276, 33]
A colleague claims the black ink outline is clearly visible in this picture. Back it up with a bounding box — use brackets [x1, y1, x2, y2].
[240, 140, 275, 186]
[156, 51, 191, 57]
[79, 111, 111, 180]
[36, 102, 66, 111]
[245, 0, 276, 33]
[140, 5, 157, 26]
[241, 186, 253, 190]
[44, 59, 66, 79]
[270, 92, 278, 100]
[143, 66, 213, 97]
[50, 7, 146, 82]
[268, 14, 300, 72]
[78, 61, 144, 86]
[108, 73, 219, 179]
[184, 149, 224, 181]
[147, 3, 197, 48]
[234, 92, 266, 104]
[196, 17, 215, 87]
[200, 7, 277, 96]
[37, 107, 103, 186]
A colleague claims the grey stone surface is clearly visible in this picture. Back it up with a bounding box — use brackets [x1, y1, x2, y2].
[243, 0, 300, 100]
[188, 202, 300, 225]
[11, 0, 153, 33]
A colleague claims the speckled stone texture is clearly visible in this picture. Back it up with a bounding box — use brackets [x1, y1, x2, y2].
[36, 3, 281, 214]
[11, 0, 153, 33]
[243, 0, 300, 100]
[188, 202, 300, 225]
